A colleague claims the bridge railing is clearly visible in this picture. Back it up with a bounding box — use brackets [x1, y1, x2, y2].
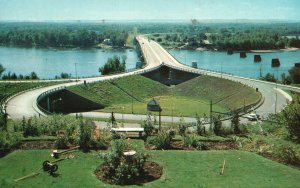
[0, 85, 50, 116]
[36, 86, 67, 115]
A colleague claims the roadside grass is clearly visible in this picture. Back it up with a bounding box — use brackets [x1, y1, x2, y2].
[0, 82, 61, 99]
[0, 82, 69, 102]
[1, 149, 300, 188]
[68, 75, 260, 117]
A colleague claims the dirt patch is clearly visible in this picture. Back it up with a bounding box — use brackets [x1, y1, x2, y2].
[19, 140, 55, 149]
[95, 161, 163, 185]
[146, 140, 238, 150]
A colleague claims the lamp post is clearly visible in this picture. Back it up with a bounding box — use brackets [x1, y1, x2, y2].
[275, 68, 279, 114]
[74, 62, 78, 83]
[52, 98, 62, 113]
[122, 106, 125, 125]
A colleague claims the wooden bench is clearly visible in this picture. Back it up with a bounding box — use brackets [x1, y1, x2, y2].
[111, 128, 144, 137]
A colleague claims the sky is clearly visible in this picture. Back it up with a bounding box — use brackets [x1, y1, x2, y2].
[0, 0, 300, 21]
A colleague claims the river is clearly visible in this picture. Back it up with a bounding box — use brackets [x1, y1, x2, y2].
[0, 46, 139, 79]
[170, 49, 300, 79]
[1, 46, 300, 79]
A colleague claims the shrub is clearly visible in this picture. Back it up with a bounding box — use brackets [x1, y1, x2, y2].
[91, 137, 108, 150]
[23, 118, 39, 137]
[0, 131, 22, 155]
[184, 134, 198, 148]
[100, 139, 148, 185]
[141, 115, 155, 138]
[55, 136, 69, 149]
[197, 142, 209, 150]
[178, 124, 187, 136]
[275, 144, 298, 164]
[147, 130, 173, 150]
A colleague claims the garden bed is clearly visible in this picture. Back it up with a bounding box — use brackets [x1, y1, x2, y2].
[19, 140, 55, 149]
[146, 140, 239, 150]
[95, 161, 163, 185]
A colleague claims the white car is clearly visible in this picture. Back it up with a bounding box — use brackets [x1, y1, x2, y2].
[245, 113, 260, 121]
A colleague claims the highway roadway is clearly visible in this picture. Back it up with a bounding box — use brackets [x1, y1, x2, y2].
[5, 35, 300, 121]
[5, 36, 161, 119]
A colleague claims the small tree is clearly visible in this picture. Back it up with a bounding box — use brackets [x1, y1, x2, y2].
[195, 113, 205, 135]
[99, 56, 126, 75]
[213, 115, 222, 136]
[231, 112, 241, 134]
[289, 66, 300, 84]
[280, 98, 300, 142]
[78, 117, 94, 152]
[178, 117, 187, 136]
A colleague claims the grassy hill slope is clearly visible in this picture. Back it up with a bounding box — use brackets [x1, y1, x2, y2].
[67, 75, 260, 116]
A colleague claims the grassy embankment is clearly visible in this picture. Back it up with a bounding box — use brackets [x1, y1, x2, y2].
[0, 81, 67, 104]
[1, 140, 300, 188]
[67, 75, 260, 117]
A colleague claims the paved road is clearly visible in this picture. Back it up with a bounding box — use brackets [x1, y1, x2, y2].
[5, 36, 162, 119]
[5, 35, 300, 121]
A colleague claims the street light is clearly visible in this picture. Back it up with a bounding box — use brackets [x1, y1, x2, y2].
[52, 98, 62, 113]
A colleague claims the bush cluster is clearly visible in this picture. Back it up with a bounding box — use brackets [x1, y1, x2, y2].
[100, 139, 148, 185]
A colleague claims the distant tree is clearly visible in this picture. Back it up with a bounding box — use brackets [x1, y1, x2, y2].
[191, 19, 199, 25]
[60, 72, 71, 79]
[0, 63, 5, 78]
[289, 66, 300, 84]
[281, 73, 292, 85]
[30, 72, 38, 80]
[99, 56, 126, 75]
[157, 38, 162, 42]
[260, 73, 277, 83]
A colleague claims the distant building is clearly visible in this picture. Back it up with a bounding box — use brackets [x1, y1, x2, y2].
[103, 39, 112, 45]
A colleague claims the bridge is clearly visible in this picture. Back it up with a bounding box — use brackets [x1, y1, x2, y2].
[4, 35, 300, 120]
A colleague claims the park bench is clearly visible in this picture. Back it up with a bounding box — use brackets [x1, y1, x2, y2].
[111, 127, 144, 137]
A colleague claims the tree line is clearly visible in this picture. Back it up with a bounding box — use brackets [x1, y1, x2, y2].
[0, 29, 128, 48]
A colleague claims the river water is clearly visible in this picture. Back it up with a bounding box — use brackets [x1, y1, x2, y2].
[170, 49, 300, 79]
[0, 46, 139, 79]
[1, 46, 300, 79]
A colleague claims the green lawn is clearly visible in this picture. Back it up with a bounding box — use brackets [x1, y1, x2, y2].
[101, 95, 226, 117]
[1, 148, 300, 188]
[68, 75, 260, 117]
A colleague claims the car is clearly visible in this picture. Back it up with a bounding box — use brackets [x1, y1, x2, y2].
[245, 113, 260, 121]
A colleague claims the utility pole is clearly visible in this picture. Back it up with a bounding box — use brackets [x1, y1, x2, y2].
[210, 100, 213, 130]
[275, 68, 278, 114]
[221, 61, 223, 78]
[131, 87, 134, 114]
